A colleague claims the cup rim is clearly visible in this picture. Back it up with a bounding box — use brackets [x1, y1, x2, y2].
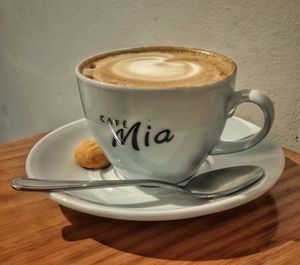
[75, 46, 237, 91]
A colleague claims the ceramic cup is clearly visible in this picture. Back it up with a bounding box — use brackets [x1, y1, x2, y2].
[75, 46, 274, 183]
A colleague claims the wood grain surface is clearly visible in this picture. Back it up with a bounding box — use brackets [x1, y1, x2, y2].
[0, 134, 299, 265]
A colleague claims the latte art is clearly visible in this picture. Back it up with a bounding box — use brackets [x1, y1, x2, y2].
[81, 47, 235, 88]
[112, 55, 201, 81]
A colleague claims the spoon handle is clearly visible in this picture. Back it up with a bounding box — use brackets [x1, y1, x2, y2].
[11, 178, 184, 192]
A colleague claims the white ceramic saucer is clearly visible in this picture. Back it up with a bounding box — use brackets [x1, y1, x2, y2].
[26, 117, 284, 221]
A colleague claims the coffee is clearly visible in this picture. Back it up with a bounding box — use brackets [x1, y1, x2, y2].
[80, 47, 236, 88]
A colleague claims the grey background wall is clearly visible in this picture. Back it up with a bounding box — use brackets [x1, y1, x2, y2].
[1, 0, 299, 151]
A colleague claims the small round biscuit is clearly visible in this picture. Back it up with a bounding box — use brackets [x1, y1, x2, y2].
[74, 139, 110, 169]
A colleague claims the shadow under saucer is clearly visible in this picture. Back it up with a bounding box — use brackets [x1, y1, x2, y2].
[61, 193, 281, 261]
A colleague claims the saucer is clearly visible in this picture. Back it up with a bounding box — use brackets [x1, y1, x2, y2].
[26, 117, 285, 221]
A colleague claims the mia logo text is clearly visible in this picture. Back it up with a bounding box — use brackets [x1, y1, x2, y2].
[99, 115, 174, 151]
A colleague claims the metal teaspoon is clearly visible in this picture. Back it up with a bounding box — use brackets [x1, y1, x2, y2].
[11, 166, 264, 199]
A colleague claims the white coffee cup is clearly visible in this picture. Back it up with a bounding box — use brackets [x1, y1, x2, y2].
[75, 46, 274, 183]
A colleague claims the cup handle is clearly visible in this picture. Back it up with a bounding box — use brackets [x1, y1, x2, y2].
[210, 89, 275, 155]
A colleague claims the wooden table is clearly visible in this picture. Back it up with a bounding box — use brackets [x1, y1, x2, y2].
[1, 134, 300, 265]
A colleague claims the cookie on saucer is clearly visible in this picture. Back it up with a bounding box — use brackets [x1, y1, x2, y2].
[74, 139, 110, 169]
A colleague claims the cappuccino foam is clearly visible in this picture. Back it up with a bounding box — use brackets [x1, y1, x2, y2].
[80, 47, 235, 88]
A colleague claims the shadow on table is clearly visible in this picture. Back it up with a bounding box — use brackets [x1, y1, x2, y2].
[60, 192, 295, 261]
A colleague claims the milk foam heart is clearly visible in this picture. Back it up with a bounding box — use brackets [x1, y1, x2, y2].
[81, 47, 235, 88]
[112, 55, 202, 81]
